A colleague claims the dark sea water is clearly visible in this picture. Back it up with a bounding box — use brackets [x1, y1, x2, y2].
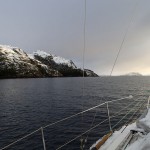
[0, 77, 150, 150]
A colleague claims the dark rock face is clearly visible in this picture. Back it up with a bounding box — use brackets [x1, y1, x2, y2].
[0, 45, 98, 78]
[33, 51, 99, 77]
[33, 53, 83, 77]
[0, 46, 61, 78]
[84, 69, 99, 77]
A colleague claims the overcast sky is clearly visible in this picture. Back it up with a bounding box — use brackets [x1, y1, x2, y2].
[1, 0, 150, 75]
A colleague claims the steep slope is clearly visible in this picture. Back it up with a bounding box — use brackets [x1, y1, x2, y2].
[32, 50, 94, 77]
[0, 45, 61, 78]
[84, 69, 99, 77]
[33, 50, 77, 69]
[0, 45, 98, 78]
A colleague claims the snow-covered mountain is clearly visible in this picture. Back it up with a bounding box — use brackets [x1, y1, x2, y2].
[0, 45, 61, 78]
[0, 45, 98, 78]
[32, 50, 77, 69]
[32, 50, 98, 77]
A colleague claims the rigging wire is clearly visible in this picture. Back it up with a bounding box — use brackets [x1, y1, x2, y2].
[0, 96, 132, 150]
[81, 0, 87, 149]
[1, 0, 145, 149]
[42, 96, 131, 129]
[84, 94, 143, 143]
[121, 100, 146, 133]
[110, 0, 140, 76]
[112, 100, 142, 129]
[82, 0, 86, 79]
[1, 95, 146, 150]
[0, 128, 41, 150]
[56, 98, 145, 150]
[84, 0, 141, 147]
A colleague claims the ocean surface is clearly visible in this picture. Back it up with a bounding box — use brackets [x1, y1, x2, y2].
[0, 77, 150, 150]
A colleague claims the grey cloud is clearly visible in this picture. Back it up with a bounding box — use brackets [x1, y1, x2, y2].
[0, 0, 150, 75]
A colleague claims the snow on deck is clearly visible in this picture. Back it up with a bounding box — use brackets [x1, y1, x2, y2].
[91, 108, 150, 150]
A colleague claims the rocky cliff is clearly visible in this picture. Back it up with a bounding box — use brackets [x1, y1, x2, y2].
[0, 45, 98, 78]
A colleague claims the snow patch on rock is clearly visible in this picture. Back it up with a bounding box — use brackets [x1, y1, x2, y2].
[33, 50, 52, 58]
[33, 50, 77, 69]
[0, 45, 29, 62]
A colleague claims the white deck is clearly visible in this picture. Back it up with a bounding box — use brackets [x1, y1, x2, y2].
[91, 108, 150, 150]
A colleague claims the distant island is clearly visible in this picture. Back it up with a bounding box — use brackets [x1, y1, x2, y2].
[0, 45, 98, 78]
[121, 72, 143, 76]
